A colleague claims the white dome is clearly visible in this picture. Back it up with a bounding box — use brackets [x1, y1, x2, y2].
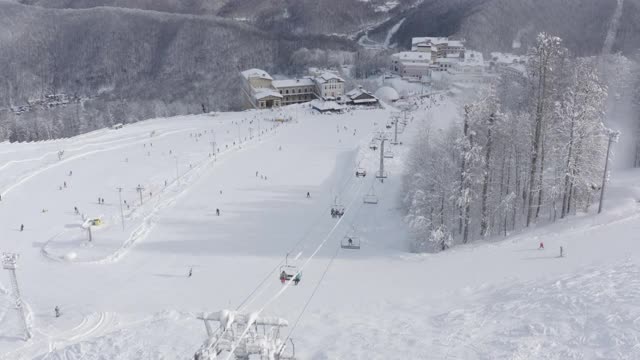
[375, 86, 400, 103]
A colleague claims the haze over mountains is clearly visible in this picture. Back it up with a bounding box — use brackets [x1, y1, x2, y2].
[0, 0, 638, 141]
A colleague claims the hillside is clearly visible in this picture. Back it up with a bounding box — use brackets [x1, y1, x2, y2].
[0, 1, 354, 141]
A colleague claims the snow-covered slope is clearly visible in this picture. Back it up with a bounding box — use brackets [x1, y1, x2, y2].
[1, 97, 639, 359]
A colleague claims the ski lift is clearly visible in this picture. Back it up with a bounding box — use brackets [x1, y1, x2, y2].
[341, 235, 361, 250]
[383, 150, 394, 158]
[363, 185, 378, 204]
[369, 141, 378, 150]
[355, 168, 367, 177]
[279, 254, 301, 285]
[385, 123, 392, 129]
[330, 196, 345, 218]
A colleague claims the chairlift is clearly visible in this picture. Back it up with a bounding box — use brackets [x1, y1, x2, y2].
[330, 196, 345, 218]
[363, 185, 378, 204]
[341, 235, 361, 250]
[279, 254, 301, 285]
[355, 168, 367, 177]
[383, 150, 394, 158]
[369, 141, 378, 150]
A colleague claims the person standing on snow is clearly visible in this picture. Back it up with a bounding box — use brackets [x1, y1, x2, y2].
[306, 192, 310, 198]
[539, 242, 544, 250]
[20, 224, 24, 232]
[216, 208, 220, 216]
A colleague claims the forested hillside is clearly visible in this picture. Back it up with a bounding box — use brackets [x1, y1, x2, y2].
[0, 1, 354, 141]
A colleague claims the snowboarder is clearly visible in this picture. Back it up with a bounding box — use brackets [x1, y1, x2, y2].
[306, 192, 310, 198]
[55, 306, 60, 318]
[539, 241, 544, 250]
[20, 224, 24, 232]
[188, 268, 193, 277]
[216, 208, 220, 216]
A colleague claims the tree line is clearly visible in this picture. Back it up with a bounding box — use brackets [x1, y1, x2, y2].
[402, 33, 626, 252]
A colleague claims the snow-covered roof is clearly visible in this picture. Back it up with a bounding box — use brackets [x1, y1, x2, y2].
[254, 89, 283, 100]
[315, 72, 345, 84]
[272, 78, 315, 88]
[392, 51, 431, 62]
[346, 87, 378, 102]
[241, 68, 273, 81]
[310, 99, 344, 112]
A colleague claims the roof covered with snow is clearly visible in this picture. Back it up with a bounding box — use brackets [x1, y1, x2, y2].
[490, 52, 527, 65]
[315, 72, 345, 84]
[310, 99, 344, 112]
[392, 51, 432, 62]
[241, 68, 273, 81]
[272, 78, 315, 88]
[254, 89, 283, 100]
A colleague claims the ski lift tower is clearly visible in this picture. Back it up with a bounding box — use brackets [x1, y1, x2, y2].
[194, 310, 296, 360]
[376, 133, 389, 181]
[2, 253, 31, 340]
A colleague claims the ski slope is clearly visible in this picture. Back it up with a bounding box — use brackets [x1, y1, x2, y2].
[1, 97, 640, 359]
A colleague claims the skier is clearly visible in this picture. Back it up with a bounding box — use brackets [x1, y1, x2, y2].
[256, 171, 259, 177]
[216, 208, 220, 216]
[188, 267, 193, 277]
[74, 206, 79, 215]
[539, 241, 544, 250]
[69, 170, 73, 176]
[306, 192, 310, 198]
[63, 181, 67, 188]
[98, 197, 101, 204]
[20, 224, 24, 232]
[55, 306, 61, 318]
[348, 238, 353, 247]
[280, 271, 287, 284]
[560, 246, 564, 257]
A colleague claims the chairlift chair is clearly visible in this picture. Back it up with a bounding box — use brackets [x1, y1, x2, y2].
[383, 150, 394, 159]
[363, 184, 378, 204]
[341, 236, 361, 250]
[355, 168, 367, 177]
[279, 255, 301, 285]
[369, 141, 378, 150]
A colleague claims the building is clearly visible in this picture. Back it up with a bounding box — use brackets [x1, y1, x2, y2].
[390, 51, 432, 80]
[240, 69, 282, 109]
[411, 37, 466, 60]
[272, 78, 317, 106]
[488, 52, 528, 80]
[345, 87, 379, 106]
[314, 73, 345, 100]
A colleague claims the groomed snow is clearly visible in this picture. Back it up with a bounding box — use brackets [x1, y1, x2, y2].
[1, 95, 639, 359]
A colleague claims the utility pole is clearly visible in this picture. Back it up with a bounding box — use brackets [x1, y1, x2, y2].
[136, 185, 145, 205]
[2, 253, 31, 340]
[598, 130, 619, 214]
[116, 187, 125, 231]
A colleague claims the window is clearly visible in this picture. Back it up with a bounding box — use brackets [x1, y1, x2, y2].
[286, 90, 289, 94]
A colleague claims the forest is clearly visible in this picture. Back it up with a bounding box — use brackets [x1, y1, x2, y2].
[402, 33, 640, 252]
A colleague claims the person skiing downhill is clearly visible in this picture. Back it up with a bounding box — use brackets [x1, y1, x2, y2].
[306, 192, 310, 198]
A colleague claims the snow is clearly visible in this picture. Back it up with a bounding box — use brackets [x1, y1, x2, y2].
[0, 93, 639, 359]
[240, 69, 273, 81]
[272, 78, 315, 88]
[374, 86, 400, 103]
[391, 51, 431, 62]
